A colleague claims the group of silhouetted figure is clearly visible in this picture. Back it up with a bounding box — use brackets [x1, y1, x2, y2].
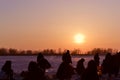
[0, 50, 120, 80]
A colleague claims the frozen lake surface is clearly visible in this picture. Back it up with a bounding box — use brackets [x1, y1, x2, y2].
[0, 55, 105, 74]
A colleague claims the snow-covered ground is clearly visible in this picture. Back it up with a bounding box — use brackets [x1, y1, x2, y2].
[0, 55, 105, 73]
[1, 55, 120, 80]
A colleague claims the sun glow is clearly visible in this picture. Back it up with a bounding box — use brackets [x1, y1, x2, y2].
[74, 33, 85, 44]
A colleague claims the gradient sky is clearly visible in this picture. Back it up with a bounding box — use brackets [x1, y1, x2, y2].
[0, 0, 120, 51]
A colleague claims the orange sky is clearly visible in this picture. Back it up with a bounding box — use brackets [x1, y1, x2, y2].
[0, 0, 120, 52]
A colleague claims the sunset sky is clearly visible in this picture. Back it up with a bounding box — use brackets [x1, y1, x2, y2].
[0, 0, 120, 52]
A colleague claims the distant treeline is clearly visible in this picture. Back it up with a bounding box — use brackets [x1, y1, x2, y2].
[0, 48, 118, 56]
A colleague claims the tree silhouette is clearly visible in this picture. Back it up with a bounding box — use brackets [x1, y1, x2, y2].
[0, 48, 8, 55]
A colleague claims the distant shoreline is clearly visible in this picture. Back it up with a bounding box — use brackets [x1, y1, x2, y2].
[0, 54, 105, 56]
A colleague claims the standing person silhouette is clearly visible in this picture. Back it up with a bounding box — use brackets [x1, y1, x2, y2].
[56, 50, 74, 80]
[94, 53, 100, 66]
[62, 50, 72, 64]
[101, 53, 113, 78]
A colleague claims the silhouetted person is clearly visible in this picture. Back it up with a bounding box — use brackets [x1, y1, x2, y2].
[62, 50, 72, 64]
[76, 58, 85, 76]
[116, 52, 120, 76]
[81, 60, 99, 80]
[23, 61, 46, 80]
[110, 52, 120, 77]
[37, 53, 51, 74]
[101, 53, 113, 78]
[1, 60, 14, 80]
[94, 53, 100, 66]
[56, 50, 74, 80]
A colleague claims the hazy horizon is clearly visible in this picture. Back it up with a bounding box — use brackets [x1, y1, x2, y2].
[0, 0, 120, 52]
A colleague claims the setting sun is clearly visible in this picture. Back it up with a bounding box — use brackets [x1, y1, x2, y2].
[74, 34, 85, 44]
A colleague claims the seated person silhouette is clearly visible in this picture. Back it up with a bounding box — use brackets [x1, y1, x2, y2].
[37, 53, 51, 74]
[76, 58, 85, 76]
[1, 60, 14, 80]
[81, 60, 99, 80]
[23, 61, 47, 80]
